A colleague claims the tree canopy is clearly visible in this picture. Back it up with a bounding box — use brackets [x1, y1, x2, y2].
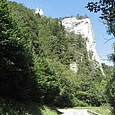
[86, 0, 115, 37]
[0, 0, 112, 114]
[87, 0, 115, 114]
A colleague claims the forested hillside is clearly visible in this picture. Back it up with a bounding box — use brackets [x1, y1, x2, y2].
[0, 0, 113, 114]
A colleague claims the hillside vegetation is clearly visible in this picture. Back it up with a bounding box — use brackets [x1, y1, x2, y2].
[0, 0, 114, 114]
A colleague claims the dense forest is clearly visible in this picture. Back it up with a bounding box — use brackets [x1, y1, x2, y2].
[0, 0, 114, 114]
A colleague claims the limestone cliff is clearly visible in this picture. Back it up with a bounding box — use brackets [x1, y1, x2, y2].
[62, 17, 104, 74]
[35, 7, 44, 16]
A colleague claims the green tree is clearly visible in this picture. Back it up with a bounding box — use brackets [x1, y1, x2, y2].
[47, 59, 80, 107]
[7, 0, 107, 107]
[106, 69, 115, 114]
[34, 57, 60, 105]
[8, 1, 43, 55]
[86, 0, 115, 37]
[0, 0, 38, 102]
[86, 0, 115, 113]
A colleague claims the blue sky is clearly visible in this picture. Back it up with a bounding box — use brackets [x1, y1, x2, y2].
[9, 0, 114, 65]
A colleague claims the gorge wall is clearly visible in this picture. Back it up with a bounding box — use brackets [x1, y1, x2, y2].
[62, 17, 104, 74]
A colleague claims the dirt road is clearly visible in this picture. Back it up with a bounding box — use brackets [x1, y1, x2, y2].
[58, 109, 90, 115]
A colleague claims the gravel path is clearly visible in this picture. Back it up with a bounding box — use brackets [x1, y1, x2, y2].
[58, 109, 90, 115]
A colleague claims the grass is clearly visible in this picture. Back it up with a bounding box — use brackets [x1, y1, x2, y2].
[0, 97, 59, 115]
[41, 106, 59, 115]
[0, 97, 112, 115]
[74, 104, 112, 115]
[87, 106, 111, 115]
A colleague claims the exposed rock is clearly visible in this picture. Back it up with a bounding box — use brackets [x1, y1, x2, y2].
[62, 17, 104, 74]
[70, 62, 78, 72]
[35, 7, 44, 16]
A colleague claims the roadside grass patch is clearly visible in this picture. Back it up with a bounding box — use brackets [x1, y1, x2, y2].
[0, 97, 59, 115]
[74, 104, 111, 115]
[41, 106, 59, 115]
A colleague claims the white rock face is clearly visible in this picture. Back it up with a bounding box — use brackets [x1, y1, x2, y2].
[62, 17, 104, 74]
[70, 62, 78, 72]
[35, 7, 44, 16]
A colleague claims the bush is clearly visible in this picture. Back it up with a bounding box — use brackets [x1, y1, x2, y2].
[106, 72, 115, 115]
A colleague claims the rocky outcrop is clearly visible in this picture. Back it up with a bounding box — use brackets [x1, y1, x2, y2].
[70, 62, 78, 72]
[35, 7, 44, 16]
[62, 17, 104, 74]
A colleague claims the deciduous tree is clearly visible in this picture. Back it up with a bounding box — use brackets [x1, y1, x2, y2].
[0, 0, 38, 102]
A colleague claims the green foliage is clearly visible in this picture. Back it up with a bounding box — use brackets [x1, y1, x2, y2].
[0, 97, 59, 115]
[66, 32, 87, 63]
[106, 68, 115, 115]
[106, 43, 115, 115]
[86, 0, 115, 113]
[0, 0, 39, 102]
[47, 59, 79, 107]
[76, 14, 88, 20]
[8, 1, 44, 55]
[8, 0, 107, 107]
[86, 0, 115, 36]
[76, 105, 111, 115]
[77, 58, 106, 106]
[0, 1, 110, 113]
[34, 57, 60, 105]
